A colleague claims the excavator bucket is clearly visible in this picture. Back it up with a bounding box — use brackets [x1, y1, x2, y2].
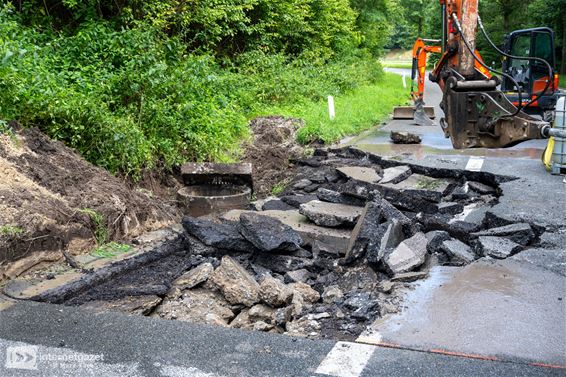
[392, 106, 418, 119]
[413, 100, 436, 126]
[392, 100, 436, 126]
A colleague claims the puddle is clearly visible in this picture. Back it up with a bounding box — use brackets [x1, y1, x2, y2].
[349, 130, 453, 150]
[360, 260, 566, 365]
[355, 143, 545, 160]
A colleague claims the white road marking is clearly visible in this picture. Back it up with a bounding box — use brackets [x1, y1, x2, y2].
[465, 157, 484, 172]
[160, 365, 226, 377]
[315, 341, 376, 377]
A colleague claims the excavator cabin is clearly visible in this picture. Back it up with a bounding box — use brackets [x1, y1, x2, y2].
[501, 27, 560, 121]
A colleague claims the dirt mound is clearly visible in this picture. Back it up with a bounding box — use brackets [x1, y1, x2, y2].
[0, 127, 179, 278]
[243, 116, 305, 198]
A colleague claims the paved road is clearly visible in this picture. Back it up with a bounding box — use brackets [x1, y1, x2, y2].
[0, 301, 563, 377]
[351, 69, 566, 372]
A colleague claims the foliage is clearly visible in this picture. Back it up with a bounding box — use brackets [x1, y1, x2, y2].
[261, 72, 408, 144]
[12, 0, 361, 60]
[91, 242, 132, 258]
[350, 0, 391, 56]
[0, 3, 389, 177]
[0, 225, 24, 237]
[386, 0, 438, 49]
[0, 13, 248, 175]
[78, 208, 107, 245]
[271, 179, 290, 196]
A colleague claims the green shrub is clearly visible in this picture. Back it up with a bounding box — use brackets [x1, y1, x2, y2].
[0, 5, 387, 178]
[0, 14, 248, 176]
[79, 208, 107, 245]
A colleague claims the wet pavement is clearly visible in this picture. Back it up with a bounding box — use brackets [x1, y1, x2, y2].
[359, 260, 566, 366]
[351, 68, 548, 159]
[353, 69, 566, 369]
[0, 300, 563, 376]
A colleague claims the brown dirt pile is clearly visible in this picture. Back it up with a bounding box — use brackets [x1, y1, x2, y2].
[0, 127, 179, 277]
[243, 116, 305, 198]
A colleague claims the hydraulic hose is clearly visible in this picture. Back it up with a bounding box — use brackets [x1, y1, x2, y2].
[478, 15, 553, 115]
[451, 14, 526, 116]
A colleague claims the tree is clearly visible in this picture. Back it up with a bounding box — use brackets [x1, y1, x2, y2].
[385, 0, 439, 49]
[528, 0, 566, 75]
[350, 0, 391, 56]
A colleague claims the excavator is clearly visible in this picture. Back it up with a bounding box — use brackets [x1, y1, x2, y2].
[393, 0, 566, 150]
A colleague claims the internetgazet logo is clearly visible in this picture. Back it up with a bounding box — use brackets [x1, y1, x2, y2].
[5, 345, 38, 370]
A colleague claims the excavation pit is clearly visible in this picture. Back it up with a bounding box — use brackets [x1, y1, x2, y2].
[5, 147, 546, 341]
[177, 185, 252, 217]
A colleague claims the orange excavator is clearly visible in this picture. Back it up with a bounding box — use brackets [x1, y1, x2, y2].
[393, 0, 564, 149]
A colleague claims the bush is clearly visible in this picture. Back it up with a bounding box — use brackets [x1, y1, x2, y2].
[0, 5, 387, 178]
[0, 12, 247, 176]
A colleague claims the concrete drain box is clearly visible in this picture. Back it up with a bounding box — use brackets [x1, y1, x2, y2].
[178, 162, 253, 217]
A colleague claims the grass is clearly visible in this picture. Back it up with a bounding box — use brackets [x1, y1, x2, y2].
[259, 72, 409, 144]
[380, 60, 413, 69]
[78, 208, 107, 245]
[381, 49, 413, 69]
[560, 75, 566, 90]
[271, 179, 291, 195]
[90, 242, 132, 258]
[0, 225, 24, 237]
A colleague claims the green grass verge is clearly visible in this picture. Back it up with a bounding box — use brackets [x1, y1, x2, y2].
[259, 72, 409, 144]
[380, 60, 413, 69]
[560, 75, 566, 90]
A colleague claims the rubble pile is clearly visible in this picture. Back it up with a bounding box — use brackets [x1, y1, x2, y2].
[55, 147, 543, 340]
[150, 147, 541, 338]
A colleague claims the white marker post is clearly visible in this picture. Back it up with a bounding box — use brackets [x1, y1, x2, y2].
[402, 74, 407, 89]
[328, 95, 336, 120]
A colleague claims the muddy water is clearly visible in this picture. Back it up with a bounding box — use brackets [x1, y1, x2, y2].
[355, 143, 546, 161]
[361, 261, 566, 365]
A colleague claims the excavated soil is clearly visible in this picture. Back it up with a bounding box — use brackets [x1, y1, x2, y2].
[242, 116, 305, 198]
[0, 126, 179, 280]
[0, 116, 303, 281]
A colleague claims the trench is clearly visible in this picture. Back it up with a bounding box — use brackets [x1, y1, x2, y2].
[20, 146, 546, 341]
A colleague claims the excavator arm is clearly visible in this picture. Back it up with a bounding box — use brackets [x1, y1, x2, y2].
[429, 0, 565, 148]
[401, 35, 491, 127]
[411, 38, 442, 102]
[411, 37, 489, 102]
